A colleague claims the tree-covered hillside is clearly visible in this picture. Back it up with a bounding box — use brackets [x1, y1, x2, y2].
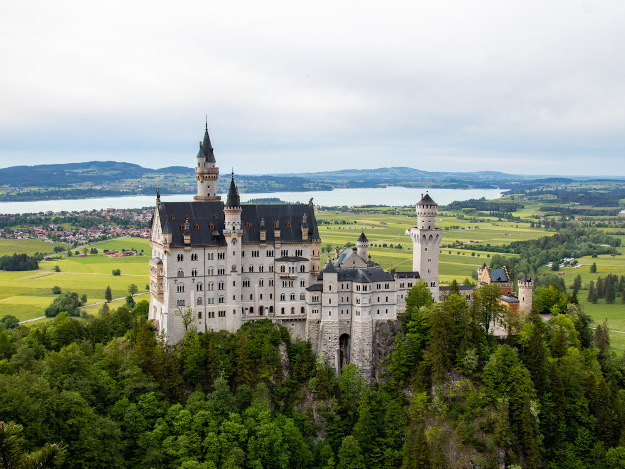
[1, 287, 625, 468]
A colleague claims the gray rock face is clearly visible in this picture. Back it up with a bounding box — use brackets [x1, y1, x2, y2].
[372, 319, 403, 381]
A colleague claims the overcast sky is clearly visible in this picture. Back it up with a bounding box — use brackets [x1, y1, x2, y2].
[1, 0, 624, 176]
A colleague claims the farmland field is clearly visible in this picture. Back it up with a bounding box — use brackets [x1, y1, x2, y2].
[0, 237, 150, 321]
[0, 238, 67, 256]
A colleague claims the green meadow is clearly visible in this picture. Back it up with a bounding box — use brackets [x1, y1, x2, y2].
[0, 238, 67, 256]
[0, 237, 151, 322]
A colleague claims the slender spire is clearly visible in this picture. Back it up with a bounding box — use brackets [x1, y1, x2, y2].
[226, 171, 240, 208]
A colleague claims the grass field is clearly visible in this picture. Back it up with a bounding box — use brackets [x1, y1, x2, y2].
[0, 238, 67, 256]
[0, 237, 150, 322]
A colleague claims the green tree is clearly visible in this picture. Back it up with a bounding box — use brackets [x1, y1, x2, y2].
[0, 315, 19, 330]
[105, 286, 112, 303]
[572, 274, 582, 292]
[402, 424, 431, 469]
[51, 286, 61, 294]
[128, 284, 138, 297]
[0, 421, 64, 468]
[337, 436, 365, 469]
[590, 262, 597, 273]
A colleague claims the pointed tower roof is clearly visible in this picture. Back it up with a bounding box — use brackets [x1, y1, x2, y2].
[357, 231, 368, 243]
[225, 171, 241, 208]
[416, 193, 437, 206]
[323, 260, 337, 273]
[196, 124, 216, 163]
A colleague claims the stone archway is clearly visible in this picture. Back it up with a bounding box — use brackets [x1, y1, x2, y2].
[339, 333, 350, 371]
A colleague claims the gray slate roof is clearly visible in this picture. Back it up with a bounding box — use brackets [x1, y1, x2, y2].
[226, 175, 240, 208]
[197, 127, 216, 163]
[488, 268, 509, 282]
[318, 266, 393, 283]
[417, 193, 437, 206]
[394, 271, 421, 279]
[156, 201, 320, 247]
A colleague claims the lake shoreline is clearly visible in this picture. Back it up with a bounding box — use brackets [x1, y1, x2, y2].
[0, 187, 504, 215]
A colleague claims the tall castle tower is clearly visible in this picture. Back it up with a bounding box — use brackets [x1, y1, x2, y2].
[194, 123, 220, 202]
[408, 193, 442, 300]
[224, 172, 243, 330]
[518, 274, 534, 316]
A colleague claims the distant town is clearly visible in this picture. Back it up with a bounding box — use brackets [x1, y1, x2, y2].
[0, 207, 152, 245]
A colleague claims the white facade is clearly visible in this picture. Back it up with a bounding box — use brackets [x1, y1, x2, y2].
[149, 126, 441, 380]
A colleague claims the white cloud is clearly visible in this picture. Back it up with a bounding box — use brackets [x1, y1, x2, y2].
[1, 0, 624, 175]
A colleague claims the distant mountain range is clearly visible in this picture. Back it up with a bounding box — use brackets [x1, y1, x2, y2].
[0, 161, 622, 202]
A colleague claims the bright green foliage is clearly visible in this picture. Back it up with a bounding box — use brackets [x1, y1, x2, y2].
[533, 285, 568, 315]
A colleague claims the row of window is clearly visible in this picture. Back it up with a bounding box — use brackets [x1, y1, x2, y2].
[191, 305, 309, 320]
[177, 253, 226, 262]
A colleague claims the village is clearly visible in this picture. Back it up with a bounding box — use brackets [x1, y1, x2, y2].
[0, 207, 152, 244]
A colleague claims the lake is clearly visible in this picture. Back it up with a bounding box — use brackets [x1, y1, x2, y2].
[0, 187, 504, 214]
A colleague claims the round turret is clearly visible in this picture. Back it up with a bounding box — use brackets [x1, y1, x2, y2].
[357, 232, 368, 259]
[416, 193, 438, 230]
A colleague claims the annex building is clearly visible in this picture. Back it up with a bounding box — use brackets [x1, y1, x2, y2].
[148, 125, 529, 378]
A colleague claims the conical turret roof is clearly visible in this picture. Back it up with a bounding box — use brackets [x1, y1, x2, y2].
[225, 172, 240, 208]
[357, 231, 368, 243]
[417, 193, 437, 206]
[196, 125, 216, 163]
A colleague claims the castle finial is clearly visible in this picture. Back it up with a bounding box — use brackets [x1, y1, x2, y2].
[156, 188, 160, 203]
[205, 115, 208, 130]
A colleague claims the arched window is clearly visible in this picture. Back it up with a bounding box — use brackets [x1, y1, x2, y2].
[269, 306, 274, 313]
[250, 307, 254, 315]
[177, 270, 184, 277]
[197, 297, 202, 305]
[177, 254, 184, 262]
[301, 306, 305, 314]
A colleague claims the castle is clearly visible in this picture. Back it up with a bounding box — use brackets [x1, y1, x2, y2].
[148, 125, 532, 378]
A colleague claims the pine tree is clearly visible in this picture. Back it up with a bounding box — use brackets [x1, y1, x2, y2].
[235, 334, 254, 387]
[573, 275, 582, 292]
[401, 424, 431, 469]
[590, 262, 597, 273]
[606, 281, 615, 304]
[105, 285, 112, 303]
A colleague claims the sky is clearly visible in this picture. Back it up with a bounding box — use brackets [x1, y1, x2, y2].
[1, 0, 624, 176]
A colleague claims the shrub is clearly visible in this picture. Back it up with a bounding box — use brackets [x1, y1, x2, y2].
[112, 269, 121, 276]
[52, 286, 62, 294]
